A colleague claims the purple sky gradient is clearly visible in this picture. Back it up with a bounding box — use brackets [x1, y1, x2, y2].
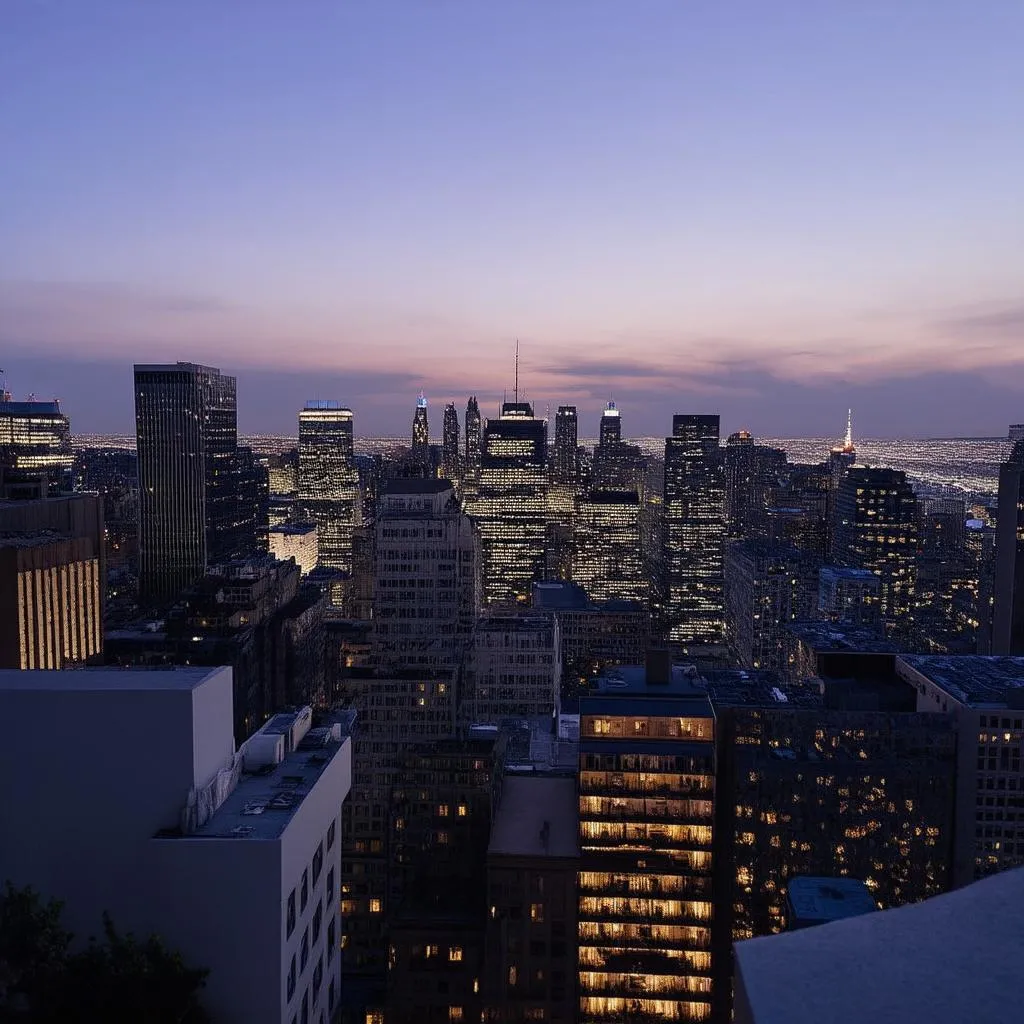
[2, 1, 1023, 436]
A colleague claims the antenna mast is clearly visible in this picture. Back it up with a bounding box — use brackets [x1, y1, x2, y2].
[514, 339, 519, 404]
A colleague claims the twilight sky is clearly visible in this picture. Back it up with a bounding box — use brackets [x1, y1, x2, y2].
[2, 0, 1023, 438]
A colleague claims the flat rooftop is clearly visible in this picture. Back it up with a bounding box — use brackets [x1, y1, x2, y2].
[381, 478, 453, 494]
[705, 670, 823, 711]
[533, 581, 589, 611]
[898, 655, 1024, 708]
[735, 868, 1024, 1024]
[190, 711, 353, 841]
[0, 666, 218, 693]
[786, 620, 899, 654]
[0, 530, 76, 548]
[786, 876, 878, 925]
[819, 566, 880, 581]
[268, 523, 316, 536]
[489, 776, 579, 859]
[593, 662, 704, 697]
[477, 614, 555, 633]
[582, 663, 714, 719]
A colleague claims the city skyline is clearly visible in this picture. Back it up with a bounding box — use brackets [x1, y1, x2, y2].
[3, 2, 1024, 436]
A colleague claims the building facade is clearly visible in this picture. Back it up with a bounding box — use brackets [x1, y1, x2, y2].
[818, 565, 882, 627]
[0, 668, 352, 1024]
[373, 479, 480, 673]
[897, 655, 1024, 885]
[412, 394, 431, 472]
[484, 775, 579, 1023]
[723, 540, 818, 674]
[0, 494, 105, 670]
[574, 490, 647, 606]
[135, 363, 253, 604]
[464, 396, 483, 488]
[298, 401, 360, 575]
[442, 402, 461, 484]
[992, 440, 1024, 655]
[662, 415, 725, 646]
[709, 672, 957, 1018]
[832, 466, 918, 623]
[467, 402, 549, 606]
[552, 405, 579, 486]
[463, 614, 562, 724]
[269, 522, 319, 575]
[0, 394, 74, 494]
[578, 659, 717, 1024]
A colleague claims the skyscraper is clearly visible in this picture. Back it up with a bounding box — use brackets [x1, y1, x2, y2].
[465, 396, 482, 485]
[466, 401, 548, 605]
[442, 401, 460, 483]
[593, 401, 644, 492]
[598, 400, 621, 447]
[662, 415, 726, 645]
[0, 494, 104, 669]
[297, 400, 359, 574]
[723, 433, 787, 539]
[373, 478, 479, 672]
[992, 440, 1024, 654]
[578, 657, 716, 1023]
[574, 489, 647, 605]
[723, 539, 818, 673]
[0, 390, 74, 495]
[552, 405, 579, 485]
[412, 393, 430, 471]
[134, 362, 247, 604]
[832, 466, 918, 623]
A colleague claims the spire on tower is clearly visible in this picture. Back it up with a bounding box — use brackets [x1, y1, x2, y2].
[843, 408, 855, 453]
[514, 339, 519, 404]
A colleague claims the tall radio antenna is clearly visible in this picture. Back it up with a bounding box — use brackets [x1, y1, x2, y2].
[514, 338, 519, 403]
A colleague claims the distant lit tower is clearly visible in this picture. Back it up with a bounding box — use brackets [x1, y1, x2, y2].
[465, 400, 548, 605]
[411, 393, 430, 472]
[442, 402, 461, 483]
[552, 405, 579, 485]
[833, 465, 918, 622]
[992, 439, 1024, 654]
[594, 401, 643, 492]
[134, 362, 247, 604]
[465, 396, 483, 485]
[297, 400, 359, 573]
[599, 401, 621, 447]
[826, 408, 858, 550]
[0, 387, 74, 495]
[662, 414, 725, 645]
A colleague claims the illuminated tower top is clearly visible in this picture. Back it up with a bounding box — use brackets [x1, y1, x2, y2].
[412, 393, 430, 459]
[843, 408, 855, 454]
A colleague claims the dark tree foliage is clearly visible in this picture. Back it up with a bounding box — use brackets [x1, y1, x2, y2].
[0, 883, 209, 1024]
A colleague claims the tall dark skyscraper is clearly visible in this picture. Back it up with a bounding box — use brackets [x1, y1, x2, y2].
[723, 431, 786, 539]
[598, 400, 621, 447]
[441, 401, 460, 483]
[465, 401, 548, 605]
[297, 400, 359, 573]
[134, 362, 247, 604]
[411, 393, 430, 470]
[662, 414, 726, 645]
[464, 395, 482, 484]
[0, 390, 74, 495]
[552, 405, 579, 485]
[833, 465, 918, 623]
[992, 440, 1024, 654]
